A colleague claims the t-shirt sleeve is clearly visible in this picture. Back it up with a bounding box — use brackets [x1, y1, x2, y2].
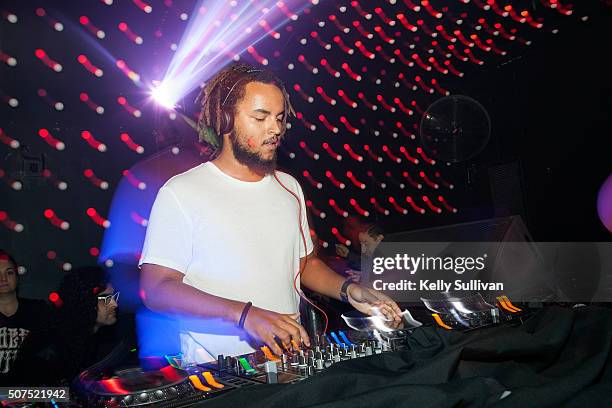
[139, 186, 192, 274]
[295, 180, 314, 258]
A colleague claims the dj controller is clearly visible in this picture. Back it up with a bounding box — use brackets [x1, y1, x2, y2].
[74, 294, 530, 407]
[75, 330, 409, 408]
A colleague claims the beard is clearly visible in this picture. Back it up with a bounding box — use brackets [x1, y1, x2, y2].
[229, 129, 278, 175]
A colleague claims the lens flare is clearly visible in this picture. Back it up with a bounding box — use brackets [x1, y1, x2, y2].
[151, 0, 309, 109]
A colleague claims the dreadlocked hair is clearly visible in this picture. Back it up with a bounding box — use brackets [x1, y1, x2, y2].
[196, 63, 295, 157]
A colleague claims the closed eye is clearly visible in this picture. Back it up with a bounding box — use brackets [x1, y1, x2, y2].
[253, 116, 283, 122]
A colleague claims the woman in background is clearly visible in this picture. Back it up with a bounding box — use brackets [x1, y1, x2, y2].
[0, 249, 51, 383]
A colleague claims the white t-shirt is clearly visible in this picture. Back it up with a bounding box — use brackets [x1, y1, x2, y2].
[139, 162, 313, 363]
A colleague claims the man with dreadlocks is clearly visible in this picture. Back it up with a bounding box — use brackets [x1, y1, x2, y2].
[139, 63, 401, 363]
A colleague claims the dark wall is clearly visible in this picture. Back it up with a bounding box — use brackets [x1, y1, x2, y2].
[458, 5, 612, 241]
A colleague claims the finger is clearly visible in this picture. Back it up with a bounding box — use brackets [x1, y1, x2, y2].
[282, 316, 311, 347]
[376, 293, 403, 316]
[380, 303, 400, 320]
[282, 315, 310, 346]
[369, 304, 387, 318]
[376, 300, 402, 320]
[376, 304, 394, 321]
[391, 302, 404, 320]
[272, 327, 292, 349]
[265, 336, 284, 356]
[372, 302, 395, 321]
[388, 301, 403, 318]
[383, 307, 399, 323]
[274, 342, 284, 356]
[347, 285, 363, 303]
[367, 292, 401, 319]
[276, 319, 300, 341]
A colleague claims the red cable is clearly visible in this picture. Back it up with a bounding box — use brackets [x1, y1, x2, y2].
[274, 172, 330, 336]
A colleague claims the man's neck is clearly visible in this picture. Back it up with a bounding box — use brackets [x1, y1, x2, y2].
[212, 145, 266, 182]
[0, 293, 18, 316]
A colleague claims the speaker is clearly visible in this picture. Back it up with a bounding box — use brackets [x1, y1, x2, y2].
[386, 215, 533, 243]
[488, 161, 527, 219]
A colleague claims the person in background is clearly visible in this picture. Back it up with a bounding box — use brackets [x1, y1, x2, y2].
[335, 224, 385, 283]
[55, 266, 125, 383]
[0, 249, 51, 382]
[10, 266, 129, 385]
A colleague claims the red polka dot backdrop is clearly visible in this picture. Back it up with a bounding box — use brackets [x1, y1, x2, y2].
[1, 0, 609, 297]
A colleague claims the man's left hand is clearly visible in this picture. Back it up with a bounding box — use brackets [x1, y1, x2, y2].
[347, 284, 403, 322]
[344, 269, 361, 281]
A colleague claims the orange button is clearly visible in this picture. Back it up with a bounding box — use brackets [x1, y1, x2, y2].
[432, 313, 452, 330]
[189, 375, 211, 392]
[202, 371, 224, 389]
[261, 346, 281, 361]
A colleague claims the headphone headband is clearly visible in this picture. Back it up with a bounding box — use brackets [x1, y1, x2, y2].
[221, 68, 264, 107]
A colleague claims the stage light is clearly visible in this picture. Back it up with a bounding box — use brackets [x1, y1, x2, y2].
[0, 128, 19, 149]
[38, 128, 65, 150]
[86, 208, 111, 228]
[298, 140, 319, 160]
[84, 169, 109, 190]
[41, 169, 68, 191]
[123, 170, 147, 190]
[0, 211, 24, 232]
[150, 83, 176, 109]
[306, 200, 325, 217]
[150, 0, 312, 110]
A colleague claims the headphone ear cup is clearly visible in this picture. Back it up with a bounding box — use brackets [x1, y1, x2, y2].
[220, 109, 233, 135]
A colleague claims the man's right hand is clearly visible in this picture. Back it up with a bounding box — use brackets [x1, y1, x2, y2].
[242, 306, 310, 356]
[335, 244, 349, 258]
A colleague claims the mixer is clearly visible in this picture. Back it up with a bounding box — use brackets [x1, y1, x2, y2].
[74, 327, 414, 407]
[75, 294, 529, 407]
[201, 328, 414, 385]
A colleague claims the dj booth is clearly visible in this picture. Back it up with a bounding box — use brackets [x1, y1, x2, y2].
[200, 306, 612, 408]
[66, 304, 612, 408]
